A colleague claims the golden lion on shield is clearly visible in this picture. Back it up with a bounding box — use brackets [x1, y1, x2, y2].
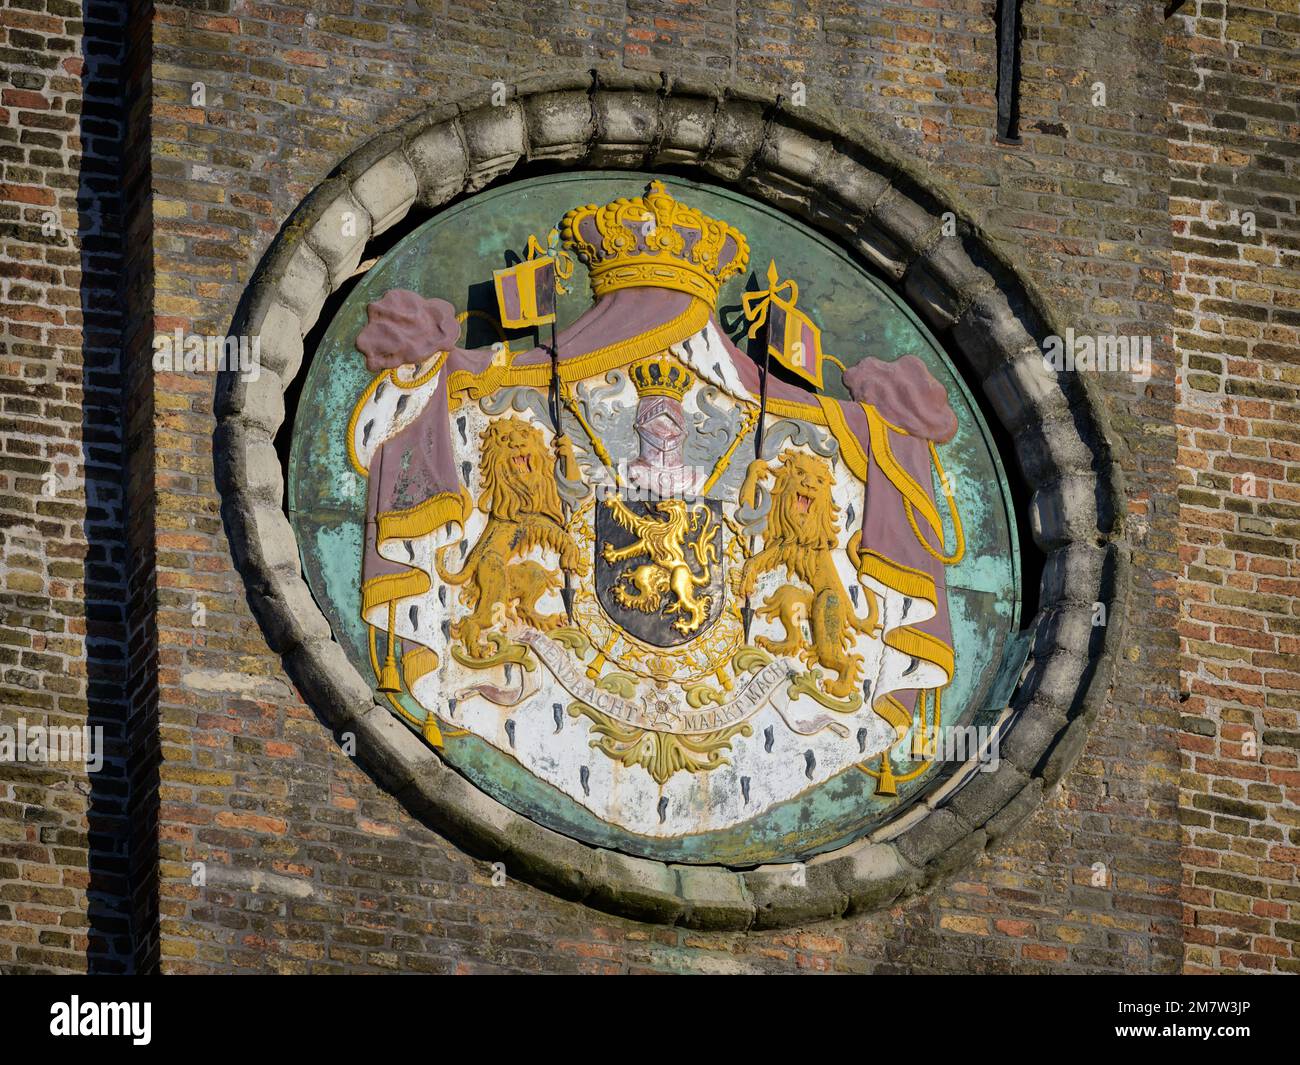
[436, 417, 587, 654]
[739, 450, 880, 698]
[601, 497, 720, 636]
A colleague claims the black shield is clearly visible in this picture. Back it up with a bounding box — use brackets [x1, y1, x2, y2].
[595, 498, 726, 647]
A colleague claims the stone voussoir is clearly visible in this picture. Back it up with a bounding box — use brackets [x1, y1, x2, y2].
[949, 286, 1042, 381]
[891, 807, 968, 870]
[983, 777, 1045, 843]
[904, 261, 963, 330]
[587, 849, 686, 926]
[1014, 404, 1104, 489]
[212, 420, 281, 505]
[214, 366, 284, 434]
[243, 296, 304, 382]
[1039, 710, 1101, 790]
[869, 185, 945, 261]
[397, 757, 520, 863]
[1030, 472, 1110, 551]
[304, 185, 372, 289]
[848, 216, 912, 280]
[522, 89, 597, 164]
[744, 859, 849, 929]
[1000, 694, 1071, 778]
[812, 145, 894, 218]
[939, 762, 1031, 831]
[825, 838, 918, 916]
[655, 92, 720, 167]
[283, 635, 375, 731]
[500, 816, 599, 905]
[349, 147, 419, 237]
[592, 65, 666, 94]
[459, 101, 528, 191]
[353, 703, 439, 796]
[919, 233, 993, 302]
[1040, 541, 1117, 610]
[246, 568, 334, 656]
[220, 492, 302, 585]
[983, 348, 1074, 434]
[589, 84, 665, 167]
[511, 69, 595, 99]
[1033, 602, 1103, 660]
[405, 118, 470, 209]
[672, 864, 756, 931]
[1022, 646, 1093, 717]
[702, 96, 769, 182]
[754, 117, 833, 190]
[274, 241, 332, 327]
[919, 827, 989, 890]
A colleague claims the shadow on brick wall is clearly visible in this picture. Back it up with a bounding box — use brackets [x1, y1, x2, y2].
[78, 0, 158, 973]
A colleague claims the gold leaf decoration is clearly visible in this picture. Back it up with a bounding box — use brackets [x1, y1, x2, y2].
[450, 632, 536, 672]
[568, 702, 751, 786]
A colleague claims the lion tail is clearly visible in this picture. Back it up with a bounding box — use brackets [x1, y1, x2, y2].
[434, 542, 475, 586]
[848, 584, 880, 636]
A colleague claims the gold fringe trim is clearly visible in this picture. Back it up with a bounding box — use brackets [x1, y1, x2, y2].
[816, 396, 869, 483]
[872, 694, 914, 737]
[375, 487, 471, 544]
[852, 545, 939, 608]
[403, 645, 439, 690]
[883, 625, 955, 682]
[361, 568, 430, 615]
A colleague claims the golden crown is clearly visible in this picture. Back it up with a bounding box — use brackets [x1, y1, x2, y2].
[560, 181, 750, 307]
[630, 356, 693, 400]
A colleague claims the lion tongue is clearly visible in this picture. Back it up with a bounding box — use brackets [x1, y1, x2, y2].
[797, 494, 811, 513]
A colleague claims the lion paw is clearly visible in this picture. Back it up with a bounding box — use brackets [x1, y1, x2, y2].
[756, 634, 800, 657]
[524, 610, 564, 632]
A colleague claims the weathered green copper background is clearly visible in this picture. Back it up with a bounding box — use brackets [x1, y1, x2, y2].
[287, 171, 1022, 865]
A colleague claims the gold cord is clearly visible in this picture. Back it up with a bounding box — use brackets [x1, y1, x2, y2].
[905, 440, 965, 565]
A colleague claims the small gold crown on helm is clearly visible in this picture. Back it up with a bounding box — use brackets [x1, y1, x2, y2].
[560, 181, 750, 307]
[630, 356, 693, 400]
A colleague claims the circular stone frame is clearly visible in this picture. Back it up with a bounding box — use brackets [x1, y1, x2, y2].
[215, 69, 1129, 931]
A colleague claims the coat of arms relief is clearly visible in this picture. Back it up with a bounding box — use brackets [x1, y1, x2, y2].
[344, 181, 965, 840]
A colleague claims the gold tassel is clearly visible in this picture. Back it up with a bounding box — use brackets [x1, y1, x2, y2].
[377, 600, 402, 693]
[874, 749, 898, 797]
[911, 689, 931, 759]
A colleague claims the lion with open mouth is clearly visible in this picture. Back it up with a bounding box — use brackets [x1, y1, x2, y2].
[739, 449, 879, 698]
[436, 417, 587, 656]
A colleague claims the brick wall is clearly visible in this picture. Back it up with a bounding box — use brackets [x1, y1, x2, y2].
[0, 0, 134, 973]
[137, 0, 1183, 975]
[2, 0, 1292, 975]
[1170, 0, 1300, 974]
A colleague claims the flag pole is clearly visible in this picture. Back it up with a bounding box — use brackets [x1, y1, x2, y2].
[742, 315, 771, 643]
[548, 318, 574, 623]
[374, 440, 403, 692]
[494, 238, 574, 624]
